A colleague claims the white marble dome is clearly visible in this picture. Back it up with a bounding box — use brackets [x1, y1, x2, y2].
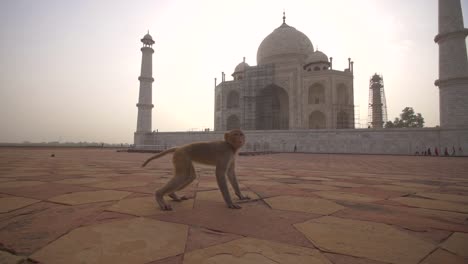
[257, 23, 314, 65]
[306, 50, 329, 64]
[234, 61, 250, 73]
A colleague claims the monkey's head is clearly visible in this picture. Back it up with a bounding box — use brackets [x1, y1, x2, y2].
[225, 129, 245, 150]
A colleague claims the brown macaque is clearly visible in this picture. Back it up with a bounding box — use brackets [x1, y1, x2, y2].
[142, 129, 250, 210]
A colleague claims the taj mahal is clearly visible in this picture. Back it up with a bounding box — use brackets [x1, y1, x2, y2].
[134, 0, 468, 155]
[214, 14, 354, 131]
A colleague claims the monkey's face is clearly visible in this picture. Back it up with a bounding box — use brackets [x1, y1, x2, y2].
[225, 129, 245, 149]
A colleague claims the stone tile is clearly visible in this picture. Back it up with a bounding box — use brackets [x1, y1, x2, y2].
[322, 182, 364, 188]
[265, 174, 296, 179]
[0, 196, 40, 213]
[151, 200, 317, 248]
[333, 203, 468, 233]
[300, 176, 333, 181]
[295, 216, 435, 264]
[146, 255, 183, 264]
[389, 182, 438, 189]
[196, 181, 219, 190]
[416, 192, 468, 203]
[242, 180, 283, 186]
[441, 232, 468, 258]
[195, 190, 259, 203]
[445, 185, 468, 192]
[373, 184, 426, 193]
[238, 176, 269, 181]
[107, 196, 194, 216]
[185, 226, 242, 252]
[392, 197, 468, 213]
[0, 183, 98, 200]
[0, 201, 111, 255]
[324, 253, 388, 264]
[421, 248, 467, 264]
[52, 177, 107, 185]
[118, 182, 165, 194]
[0, 181, 45, 188]
[184, 237, 332, 264]
[31, 218, 188, 264]
[265, 195, 345, 215]
[82, 211, 136, 227]
[48, 190, 131, 205]
[0, 250, 26, 264]
[394, 226, 451, 244]
[289, 183, 340, 191]
[313, 191, 381, 203]
[340, 186, 404, 199]
[249, 184, 319, 198]
[88, 180, 149, 189]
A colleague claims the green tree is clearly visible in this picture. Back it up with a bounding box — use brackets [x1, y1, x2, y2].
[385, 107, 424, 128]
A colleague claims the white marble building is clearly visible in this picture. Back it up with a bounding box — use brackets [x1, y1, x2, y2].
[215, 15, 354, 131]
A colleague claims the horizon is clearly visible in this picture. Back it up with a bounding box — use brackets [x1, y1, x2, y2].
[1, 0, 467, 144]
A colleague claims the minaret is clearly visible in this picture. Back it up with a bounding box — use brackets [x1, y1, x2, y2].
[435, 0, 468, 128]
[135, 32, 155, 147]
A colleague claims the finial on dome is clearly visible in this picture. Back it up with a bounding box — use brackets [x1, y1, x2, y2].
[283, 10, 286, 24]
[243, 57, 245, 63]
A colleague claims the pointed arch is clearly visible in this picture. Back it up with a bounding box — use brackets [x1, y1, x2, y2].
[255, 84, 289, 130]
[309, 111, 326, 129]
[226, 115, 240, 130]
[308, 83, 325, 104]
[227, 91, 240, 109]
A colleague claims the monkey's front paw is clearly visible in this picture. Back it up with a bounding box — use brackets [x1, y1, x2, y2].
[228, 203, 242, 209]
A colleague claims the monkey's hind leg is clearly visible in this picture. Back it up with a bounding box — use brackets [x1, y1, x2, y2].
[168, 163, 196, 201]
[155, 156, 192, 210]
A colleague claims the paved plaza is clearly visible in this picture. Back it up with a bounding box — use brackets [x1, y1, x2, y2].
[0, 148, 467, 264]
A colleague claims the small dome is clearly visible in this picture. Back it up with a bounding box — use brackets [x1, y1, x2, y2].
[306, 50, 329, 64]
[234, 61, 250, 74]
[257, 23, 314, 65]
[143, 33, 153, 40]
[141, 32, 155, 45]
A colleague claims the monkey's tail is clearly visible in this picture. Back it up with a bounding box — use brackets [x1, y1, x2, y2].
[142, 148, 176, 167]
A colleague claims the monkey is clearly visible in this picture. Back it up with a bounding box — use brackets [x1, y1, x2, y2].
[142, 129, 250, 211]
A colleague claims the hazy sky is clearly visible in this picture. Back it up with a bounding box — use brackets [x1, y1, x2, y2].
[1, 0, 467, 144]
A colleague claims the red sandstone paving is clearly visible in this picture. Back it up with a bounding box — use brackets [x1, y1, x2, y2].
[324, 253, 389, 264]
[332, 204, 468, 232]
[0, 182, 99, 200]
[1, 148, 468, 262]
[0, 201, 112, 254]
[150, 199, 318, 249]
[146, 255, 183, 264]
[185, 226, 243, 252]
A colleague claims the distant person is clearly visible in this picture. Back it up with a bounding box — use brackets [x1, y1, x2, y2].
[294, 145, 297, 152]
[427, 148, 432, 156]
[459, 146, 463, 156]
[444, 147, 449, 156]
[434, 147, 439, 156]
[415, 146, 419, 155]
[452, 146, 456, 156]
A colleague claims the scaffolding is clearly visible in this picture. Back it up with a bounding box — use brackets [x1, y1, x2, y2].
[368, 73, 388, 128]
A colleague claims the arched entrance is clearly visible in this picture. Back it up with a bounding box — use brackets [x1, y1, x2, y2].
[226, 115, 240, 130]
[309, 111, 326, 129]
[255, 85, 289, 130]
